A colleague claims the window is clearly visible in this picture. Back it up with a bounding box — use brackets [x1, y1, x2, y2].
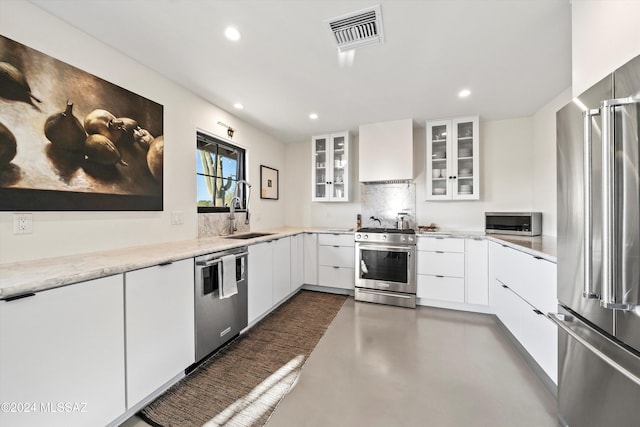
[196, 132, 246, 212]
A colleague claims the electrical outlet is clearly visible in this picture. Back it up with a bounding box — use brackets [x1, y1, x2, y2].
[13, 213, 33, 235]
[171, 211, 184, 225]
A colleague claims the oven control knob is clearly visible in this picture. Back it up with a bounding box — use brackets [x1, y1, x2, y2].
[382, 235, 387, 240]
[401, 236, 406, 242]
[364, 234, 368, 239]
[356, 234, 361, 239]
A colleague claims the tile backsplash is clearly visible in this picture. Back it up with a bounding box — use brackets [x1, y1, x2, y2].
[360, 182, 416, 229]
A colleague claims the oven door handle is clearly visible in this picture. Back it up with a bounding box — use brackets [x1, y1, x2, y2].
[196, 251, 249, 267]
[356, 244, 413, 253]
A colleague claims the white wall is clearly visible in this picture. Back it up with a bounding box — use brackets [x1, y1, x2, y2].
[284, 135, 360, 229]
[531, 88, 572, 236]
[0, 2, 287, 263]
[572, 0, 640, 96]
[415, 118, 535, 232]
[286, 103, 564, 236]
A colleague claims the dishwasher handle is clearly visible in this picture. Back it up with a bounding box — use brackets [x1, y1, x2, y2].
[196, 251, 249, 267]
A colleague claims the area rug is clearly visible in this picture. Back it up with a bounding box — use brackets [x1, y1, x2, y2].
[138, 290, 348, 427]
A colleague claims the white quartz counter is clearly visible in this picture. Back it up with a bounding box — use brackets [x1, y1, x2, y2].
[0, 226, 555, 300]
[0, 226, 314, 299]
[416, 231, 557, 262]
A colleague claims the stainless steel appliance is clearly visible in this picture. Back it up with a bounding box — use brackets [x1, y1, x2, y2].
[193, 246, 248, 364]
[553, 54, 640, 426]
[484, 211, 542, 236]
[354, 228, 416, 308]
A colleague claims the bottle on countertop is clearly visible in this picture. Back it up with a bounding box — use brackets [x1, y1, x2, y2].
[356, 214, 362, 230]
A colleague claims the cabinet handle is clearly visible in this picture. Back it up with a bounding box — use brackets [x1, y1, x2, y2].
[333, 266, 340, 269]
[333, 245, 340, 248]
[436, 275, 445, 278]
[436, 250, 444, 254]
[3, 292, 36, 302]
[533, 256, 544, 260]
[533, 309, 543, 315]
[501, 284, 508, 289]
[158, 261, 173, 266]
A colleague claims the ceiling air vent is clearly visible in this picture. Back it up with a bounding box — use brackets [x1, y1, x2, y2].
[326, 5, 384, 52]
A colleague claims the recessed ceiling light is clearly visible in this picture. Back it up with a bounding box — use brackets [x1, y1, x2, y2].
[234, 103, 244, 110]
[458, 89, 471, 98]
[309, 113, 318, 120]
[225, 27, 241, 41]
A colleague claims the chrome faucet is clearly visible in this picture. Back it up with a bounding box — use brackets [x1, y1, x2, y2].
[229, 196, 242, 234]
[229, 180, 252, 234]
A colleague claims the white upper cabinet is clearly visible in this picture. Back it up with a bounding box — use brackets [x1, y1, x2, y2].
[426, 116, 479, 200]
[312, 132, 350, 202]
[359, 118, 413, 182]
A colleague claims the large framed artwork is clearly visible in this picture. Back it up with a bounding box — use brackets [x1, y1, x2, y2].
[0, 34, 164, 211]
[260, 165, 279, 200]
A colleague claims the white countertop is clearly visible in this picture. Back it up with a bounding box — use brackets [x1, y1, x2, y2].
[0, 227, 555, 300]
[416, 231, 557, 262]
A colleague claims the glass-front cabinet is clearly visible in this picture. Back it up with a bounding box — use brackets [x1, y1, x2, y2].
[312, 132, 350, 202]
[426, 116, 479, 200]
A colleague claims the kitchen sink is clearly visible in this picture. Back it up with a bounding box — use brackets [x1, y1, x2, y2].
[225, 232, 274, 240]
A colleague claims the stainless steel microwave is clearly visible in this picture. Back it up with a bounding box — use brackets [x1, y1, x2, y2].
[485, 212, 542, 236]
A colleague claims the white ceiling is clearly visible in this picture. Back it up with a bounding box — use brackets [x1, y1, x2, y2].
[31, 0, 571, 144]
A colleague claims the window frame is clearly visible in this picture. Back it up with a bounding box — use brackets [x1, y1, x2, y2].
[196, 132, 247, 214]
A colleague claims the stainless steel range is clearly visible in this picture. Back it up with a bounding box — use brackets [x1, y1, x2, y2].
[354, 228, 417, 308]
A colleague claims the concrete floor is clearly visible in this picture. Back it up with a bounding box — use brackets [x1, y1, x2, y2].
[122, 297, 558, 427]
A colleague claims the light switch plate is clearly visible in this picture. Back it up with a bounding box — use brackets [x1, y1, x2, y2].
[13, 213, 33, 234]
[171, 211, 184, 225]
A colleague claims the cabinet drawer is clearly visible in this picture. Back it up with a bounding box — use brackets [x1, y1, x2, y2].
[318, 233, 354, 247]
[521, 256, 557, 315]
[491, 243, 556, 313]
[520, 304, 558, 383]
[491, 279, 557, 384]
[417, 251, 464, 277]
[417, 274, 464, 303]
[318, 245, 354, 268]
[318, 266, 355, 290]
[417, 237, 465, 252]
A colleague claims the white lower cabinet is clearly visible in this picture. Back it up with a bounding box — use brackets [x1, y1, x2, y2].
[248, 241, 274, 324]
[272, 237, 292, 305]
[417, 237, 465, 303]
[290, 234, 304, 291]
[417, 275, 465, 302]
[465, 238, 489, 305]
[303, 232, 318, 285]
[317, 233, 354, 290]
[489, 242, 558, 383]
[125, 259, 195, 408]
[248, 236, 295, 324]
[0, 275, 125, 427]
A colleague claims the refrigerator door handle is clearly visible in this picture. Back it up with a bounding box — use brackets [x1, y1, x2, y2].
[583, 108, 601, 299]
[549, 312, 640, 387]
[601, 96, 640, 310]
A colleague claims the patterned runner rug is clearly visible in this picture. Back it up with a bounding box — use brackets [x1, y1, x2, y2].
[138, 290, 348, 427]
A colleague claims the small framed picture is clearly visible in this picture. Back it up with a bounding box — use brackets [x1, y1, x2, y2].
[260, 165, 279, 200]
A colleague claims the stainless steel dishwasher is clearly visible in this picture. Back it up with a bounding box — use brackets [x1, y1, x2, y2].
[193, 246, 248, 364]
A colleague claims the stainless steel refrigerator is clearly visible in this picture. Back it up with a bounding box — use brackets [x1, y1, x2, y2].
[554, 54, 640, 426]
